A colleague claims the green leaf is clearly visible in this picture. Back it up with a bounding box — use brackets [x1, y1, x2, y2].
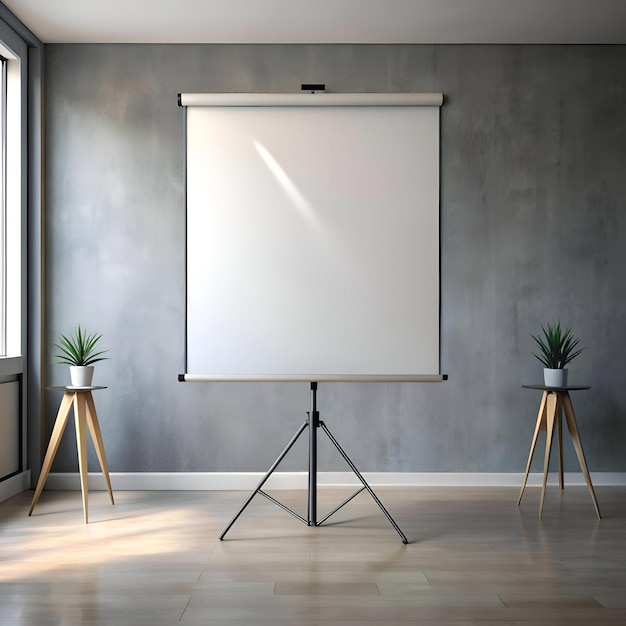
[530, 321, 584, 369]
[51, 325, 109, 366]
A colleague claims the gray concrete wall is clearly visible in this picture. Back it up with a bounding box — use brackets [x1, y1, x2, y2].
[42, 44, 626, 474]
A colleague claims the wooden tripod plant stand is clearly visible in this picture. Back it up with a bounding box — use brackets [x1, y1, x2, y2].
[29, 386, 114, 523]
[518, 385, 601, 520]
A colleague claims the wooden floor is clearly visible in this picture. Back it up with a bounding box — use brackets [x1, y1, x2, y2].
[1, 485, 626, 625]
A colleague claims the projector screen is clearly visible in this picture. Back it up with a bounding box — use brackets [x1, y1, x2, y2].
[181, 92, 443, 382]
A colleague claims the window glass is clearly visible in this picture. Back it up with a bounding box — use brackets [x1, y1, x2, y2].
[0, 56, 5, 355]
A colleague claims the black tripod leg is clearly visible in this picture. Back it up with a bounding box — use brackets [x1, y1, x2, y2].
[320, 421, 408, 544]
[219, 420, 309, 540]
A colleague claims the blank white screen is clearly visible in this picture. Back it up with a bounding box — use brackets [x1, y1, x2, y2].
[184, 94, 441, 381]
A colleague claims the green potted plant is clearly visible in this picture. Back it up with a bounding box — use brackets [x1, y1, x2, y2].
[531, 321, 584, 387]
[53, 325, 109, 387]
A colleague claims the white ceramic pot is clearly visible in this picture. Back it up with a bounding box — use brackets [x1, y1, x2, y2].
[69, 365, 94, 387]
[543, 368, 568, 387]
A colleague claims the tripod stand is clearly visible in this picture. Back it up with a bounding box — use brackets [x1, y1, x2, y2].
[219, 382, 408, 543]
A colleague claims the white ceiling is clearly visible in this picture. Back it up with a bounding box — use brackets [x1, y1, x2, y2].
[4, 0, 626, 44]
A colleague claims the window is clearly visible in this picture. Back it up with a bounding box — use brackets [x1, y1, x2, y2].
[0, 14, 31, 496]
[0, 55, 6, 355]
[0, 35, 23, 360]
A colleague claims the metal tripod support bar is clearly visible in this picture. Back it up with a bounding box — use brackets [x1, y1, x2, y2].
[219, 382, 408, 544]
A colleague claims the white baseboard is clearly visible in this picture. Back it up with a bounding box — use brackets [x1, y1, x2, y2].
[39, 471, 626, 491]
[0, 470, 31, 503]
